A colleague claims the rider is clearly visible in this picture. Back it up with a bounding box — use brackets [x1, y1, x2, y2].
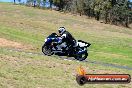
[58, 27, 76, 53]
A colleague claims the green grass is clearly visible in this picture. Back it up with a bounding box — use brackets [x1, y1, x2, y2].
[0, 25, 43, 47]
[0, 48, 132, 88]
[0, 3, 132, 88]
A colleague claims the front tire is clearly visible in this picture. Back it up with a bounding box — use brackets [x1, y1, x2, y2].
[42, 45, 53, 56]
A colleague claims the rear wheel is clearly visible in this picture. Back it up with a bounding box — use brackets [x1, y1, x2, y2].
[75, 52, 88, 61]
[42, 45, 53, 56]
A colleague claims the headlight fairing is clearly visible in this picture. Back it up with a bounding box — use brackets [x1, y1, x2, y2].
[45, 39, 47, 42]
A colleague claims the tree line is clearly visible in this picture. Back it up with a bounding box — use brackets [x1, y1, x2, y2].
[16, 0, 132, 27]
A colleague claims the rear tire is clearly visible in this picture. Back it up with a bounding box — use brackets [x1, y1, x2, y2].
[75, 52, 88, 61]
[42, 45, 53, 56]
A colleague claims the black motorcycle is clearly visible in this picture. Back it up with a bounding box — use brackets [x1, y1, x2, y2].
[42, 33, 91, 61]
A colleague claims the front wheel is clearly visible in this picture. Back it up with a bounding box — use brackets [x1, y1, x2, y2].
[42, 45, 53, 56]
[75, 52, 88, 61]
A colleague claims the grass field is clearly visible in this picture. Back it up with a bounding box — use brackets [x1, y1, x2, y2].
[0, 3, 132, 88]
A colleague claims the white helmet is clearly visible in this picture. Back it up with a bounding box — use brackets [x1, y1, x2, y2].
[58, 27, 66, 35]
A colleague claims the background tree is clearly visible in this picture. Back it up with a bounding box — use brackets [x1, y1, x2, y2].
[83, 0, 93, 17]
[18, 0, 21, 4]
[108, 0, 132, 27]
[63, 0, 72, 12]
[14, 0, 16, 4]
[49, 0, 53, 9]
[26, 0, 34, 6]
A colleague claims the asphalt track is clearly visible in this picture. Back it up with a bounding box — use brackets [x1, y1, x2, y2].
[3, 48, 132, 71]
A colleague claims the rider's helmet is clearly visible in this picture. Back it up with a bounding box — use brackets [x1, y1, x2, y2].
[58, 27, 66, 35]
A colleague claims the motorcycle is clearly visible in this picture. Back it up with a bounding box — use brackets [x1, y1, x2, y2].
[42, 33, 91, 61]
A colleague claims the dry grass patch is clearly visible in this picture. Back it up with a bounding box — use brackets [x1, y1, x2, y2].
[0, 38, 33, 50]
